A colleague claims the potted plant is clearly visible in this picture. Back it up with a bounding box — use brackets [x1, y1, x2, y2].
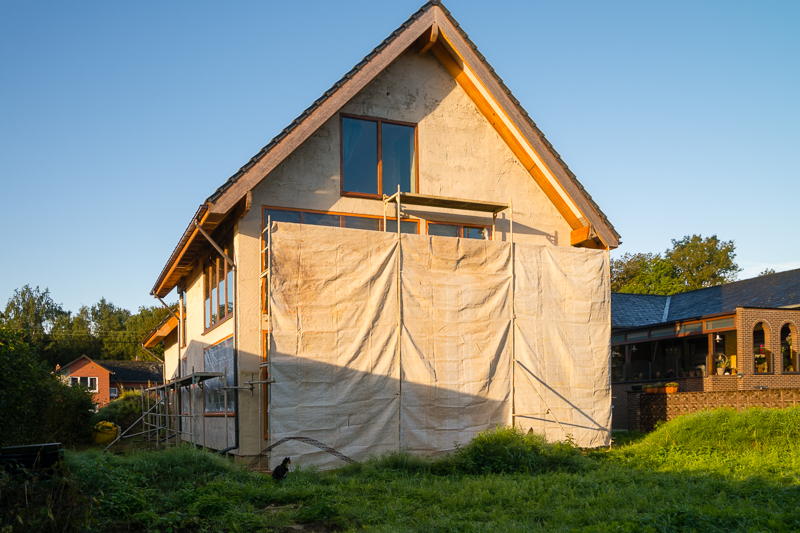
[644, 384, 657, 394]
[664, 382, 678, 393]
[716, 354, 729, 376]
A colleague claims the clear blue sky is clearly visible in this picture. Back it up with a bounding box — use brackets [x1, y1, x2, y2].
[2, 0, 799, 314]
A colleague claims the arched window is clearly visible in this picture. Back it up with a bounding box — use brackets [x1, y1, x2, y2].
[781, 323, 798, 373]
[753, 322, 772, 373]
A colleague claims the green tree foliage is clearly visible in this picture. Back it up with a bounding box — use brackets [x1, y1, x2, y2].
[611, 234, 741, 295]
[1, 286, 173, 365]
[759, 268, 776, 277]
[0, 326, 94, 446]
[665, 234, 741, 291]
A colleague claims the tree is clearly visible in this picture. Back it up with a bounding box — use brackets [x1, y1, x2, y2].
[759, 268, 776, 277]
[665, 235, 741, 291]
[611, 234, 741, 295]
[0, 326, 94, 446]
[1, 285, 67, 340]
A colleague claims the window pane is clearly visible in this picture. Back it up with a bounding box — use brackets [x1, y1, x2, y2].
[611, 334, 624, 344]
[265, 209, 302, 224]
[385, 219, 418, 234]
[464, 226, 490, 240]
[679, 323, 703, 335]
[305, 212, 341, 227]
[381, 123, 415, 195]
[204, 337, 235, 412]
[218, 261, 226, 320]
[342, 117, 378, 195]
[706, 317, 735, 330]
[428, 223, 459, 238]
[626, 330, 649, 341]
[205, 296, 211, 329]
[210, 274, 218, 325]
[227, 268, 234, 315]
[343, 215, 380, 231]
[650, 327, 675, 338]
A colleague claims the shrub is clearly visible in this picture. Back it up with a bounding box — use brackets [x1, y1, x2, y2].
[450, 425, 587, 475]
[94, 390, 145, 430]
[0, 326, 94, 446]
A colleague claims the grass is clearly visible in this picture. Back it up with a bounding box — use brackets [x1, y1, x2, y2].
[4, 408, 800, 532]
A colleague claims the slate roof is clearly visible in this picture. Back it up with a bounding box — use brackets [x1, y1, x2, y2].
[611, 293, 669, 328]
[102, 361, 164, 384]
[612, 268, 800, 329]
[203, 0, 618, 240]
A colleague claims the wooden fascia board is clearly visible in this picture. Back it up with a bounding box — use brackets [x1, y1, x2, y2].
[143, 315, 179, 349]
[153, 208, 212, 298]
[207, 9, 436, 217]
[429, 40, 582, 231]
[433, 9, 619, 249]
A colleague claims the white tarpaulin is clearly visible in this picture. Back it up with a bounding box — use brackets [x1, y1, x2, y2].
[267, 222, 609, 468]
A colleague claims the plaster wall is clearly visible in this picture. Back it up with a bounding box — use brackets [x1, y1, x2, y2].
[200, 49, 585, 457]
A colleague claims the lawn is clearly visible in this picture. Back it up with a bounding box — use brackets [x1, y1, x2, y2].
[4, 407, 800, 532]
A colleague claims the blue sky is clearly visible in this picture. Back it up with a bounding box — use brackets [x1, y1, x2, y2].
[1, 0, 799, 314]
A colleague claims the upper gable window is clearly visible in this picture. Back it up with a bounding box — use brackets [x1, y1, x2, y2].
[341, 115, 417, 197]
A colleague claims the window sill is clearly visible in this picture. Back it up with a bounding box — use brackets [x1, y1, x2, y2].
[204, 412, 236, 417]
[202, 313, 233, 336]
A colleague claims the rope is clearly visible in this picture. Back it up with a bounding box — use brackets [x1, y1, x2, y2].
[248, 436, 356, 469]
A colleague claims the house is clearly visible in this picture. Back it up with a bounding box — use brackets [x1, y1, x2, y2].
[145, 1, 619, 466]
[610, 268, 800, 429]
[57, 356, 164, 408]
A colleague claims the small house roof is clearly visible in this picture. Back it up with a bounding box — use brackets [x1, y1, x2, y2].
[103, 361, 164, 384]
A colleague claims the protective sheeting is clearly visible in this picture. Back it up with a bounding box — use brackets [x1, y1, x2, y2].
[512, 245, 611, 448]
[267, 222, 609, 468]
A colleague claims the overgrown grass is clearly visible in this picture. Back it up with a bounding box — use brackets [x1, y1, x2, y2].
[6, 409, 800, 532]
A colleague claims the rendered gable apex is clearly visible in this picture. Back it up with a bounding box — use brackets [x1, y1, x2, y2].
[203, 2, 618, 245]
[151, 1, 618, 297]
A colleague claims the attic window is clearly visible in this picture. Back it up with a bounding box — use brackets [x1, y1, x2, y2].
[341, 115, 417, 197]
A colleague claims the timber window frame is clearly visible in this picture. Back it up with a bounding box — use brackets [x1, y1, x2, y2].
[203, 234, 234, 332]
[426, 221, 492, 240]
[340, 114, 419, 199]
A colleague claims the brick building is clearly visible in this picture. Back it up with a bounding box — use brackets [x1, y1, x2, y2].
[57, 356, 163, 408]
[611, 268, 800, 429]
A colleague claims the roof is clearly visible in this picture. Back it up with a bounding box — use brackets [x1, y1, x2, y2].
[102, 360, 164, 384]
[57, 355, 112, 374]
[142, 313, 179, 349]
[151, 1, 619, 297]
[612, 268, 800, 329]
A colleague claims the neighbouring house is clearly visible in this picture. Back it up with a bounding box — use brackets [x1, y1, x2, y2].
[57, 356, 164, 408]
[145, 1, 620, 466]
[610, 268, 800, 429]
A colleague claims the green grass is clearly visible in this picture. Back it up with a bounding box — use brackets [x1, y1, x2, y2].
[5, 408, 800, 532]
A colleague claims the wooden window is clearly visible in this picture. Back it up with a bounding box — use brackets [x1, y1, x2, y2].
[263, 207, 419, 234]
[341, 115, 417, 198]
[427, 222, 492, 240]
[179, 288, 187, 347]
[203, 234, 234, 331]
[204, 336, 234, 414]
[109, 387, 118, 398]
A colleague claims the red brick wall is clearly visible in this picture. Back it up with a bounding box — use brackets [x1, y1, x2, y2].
[633, 388, 800, 432]
[736, 307, 800, 390]
[65, 358, 111, 408]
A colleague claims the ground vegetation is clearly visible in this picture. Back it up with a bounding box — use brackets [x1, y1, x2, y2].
[3, 409, 800, 532]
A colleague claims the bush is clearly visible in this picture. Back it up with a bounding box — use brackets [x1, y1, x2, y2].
[0, 326, 94, 446]
[94, 390, 145, 430]
[450, 425, 587, 475]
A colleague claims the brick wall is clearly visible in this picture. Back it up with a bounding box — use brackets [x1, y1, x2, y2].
[630, 388, 800, 433]
[65, 358, 111, 408]
[613, 307, 800, 430]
